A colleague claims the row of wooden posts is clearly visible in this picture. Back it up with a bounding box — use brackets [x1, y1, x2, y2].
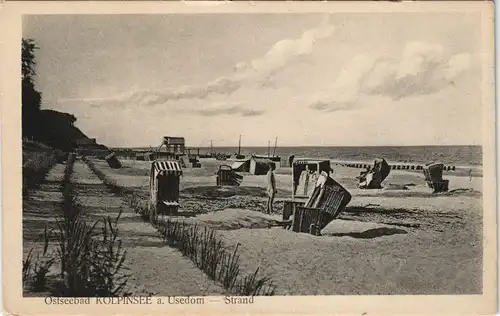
[338, 162, 456, 171]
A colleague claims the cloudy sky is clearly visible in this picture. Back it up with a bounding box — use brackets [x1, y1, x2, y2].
[23, 13, 482, 147]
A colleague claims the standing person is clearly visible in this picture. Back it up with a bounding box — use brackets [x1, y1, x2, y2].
[292, 170, 300, 196]
[469, 169, 472, 182]
[303, 165, 313, 196]
[266, 162, 277, 214]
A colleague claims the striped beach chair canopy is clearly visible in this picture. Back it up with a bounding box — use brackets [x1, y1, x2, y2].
[161, 200, 180, 206]
[293, 158, 329, 165]
[424, 162, 444, 170]
[293, 159, 331, 172]
[153, 160, 183, 177]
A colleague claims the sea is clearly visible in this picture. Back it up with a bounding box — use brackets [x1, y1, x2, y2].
[125, 145, 482, 167]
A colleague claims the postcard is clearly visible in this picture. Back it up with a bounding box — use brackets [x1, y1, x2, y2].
[1, 1, 496, 315]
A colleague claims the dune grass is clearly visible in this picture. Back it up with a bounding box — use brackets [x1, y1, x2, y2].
[127, 193, 276, 296]
[157, 219, 276, 296]
[23, 150, 57, 196]
[83, 157, 134, 196]
[24, 154, 131, 297]
[83, 158, 276, 296]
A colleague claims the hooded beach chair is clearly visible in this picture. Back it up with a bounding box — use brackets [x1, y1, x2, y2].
[292, 159, 332, 198]
[105, 152, 122, 169]
[216, 165, 243, 186]
[149, 160, 183, 216]
[358, 158, 391, 189]
[423, 162, 449, 193]
[290, 171, 352, 236]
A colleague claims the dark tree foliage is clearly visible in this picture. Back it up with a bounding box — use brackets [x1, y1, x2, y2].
[21, 38, 108, 152]
[22, 38, 42, 138]
[22, 39, 39, 82]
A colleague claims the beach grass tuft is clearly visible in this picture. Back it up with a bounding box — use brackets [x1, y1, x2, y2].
[83, 157, 134, 196]
[153, 218, 276, 296]
[23, 150, 57, 196]
[84, 157, 276, 296]
[24, 154, 131, 296]
[55, 154, 130, 296]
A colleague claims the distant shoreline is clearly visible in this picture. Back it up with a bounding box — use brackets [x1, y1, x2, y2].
[107, 145, 482, 167]
[111, 145, 482, 150]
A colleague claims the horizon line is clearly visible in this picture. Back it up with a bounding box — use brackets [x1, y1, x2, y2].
[107, 144, 482, 149]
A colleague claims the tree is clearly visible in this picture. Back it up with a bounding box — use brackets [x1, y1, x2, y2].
[22, 38, 42, 138]
[20, 39, 101, 151]
[22, 39, 39, 82]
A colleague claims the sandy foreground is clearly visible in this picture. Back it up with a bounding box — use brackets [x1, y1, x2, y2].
[23, 158, 482, 295]
[23, 161, 226, 296]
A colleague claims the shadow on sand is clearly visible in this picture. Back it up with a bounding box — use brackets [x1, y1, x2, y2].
[182, 186, 268, 199]
[345, 205, 415, 215]
[327, 227, 408, 239]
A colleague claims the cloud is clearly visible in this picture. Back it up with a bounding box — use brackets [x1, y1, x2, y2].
[57, 79, 239, 109]
[58, 17, 336, 111]
[192, 104, 265, 117]
[309, 100, 356, 112]
[240, 109, 265, 117]
[143, 17, 335, 105]
[245, 18, 335, 79]
[309, 41, 473, 112]
[60, 79, 239, 108]
[395, 42, 444, 79]
[445, 53, 472, 80]
[306, 54, 372, 112]
[141, 77, 242, 106]
[363, 42, 456, 100]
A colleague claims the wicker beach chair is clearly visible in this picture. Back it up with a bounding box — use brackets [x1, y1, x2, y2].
[423, 162, 449, 193]
[149, 160, 183, 216]
[216, 165, 243, 186]
[291, 172, 352, 236]
[358, 158, 391, 189]
[105, 152, 122, 169]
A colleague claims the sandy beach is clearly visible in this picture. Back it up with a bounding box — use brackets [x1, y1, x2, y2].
[22, 156, 481, 296]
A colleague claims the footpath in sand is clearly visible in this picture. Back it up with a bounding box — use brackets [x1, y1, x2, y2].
[71, 160, 226, 295]
[24, 160, 226, 296]
[23, 163, 66, 258]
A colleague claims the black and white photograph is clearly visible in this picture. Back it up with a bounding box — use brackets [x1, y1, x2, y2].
[2, 1, 496, 315]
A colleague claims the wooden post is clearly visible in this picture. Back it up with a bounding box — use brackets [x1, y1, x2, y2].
[273, 137, 278, 156]
[309, 224, 316, 236]
[238, 135, 242, 155]
[297, 208, 303, 232]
